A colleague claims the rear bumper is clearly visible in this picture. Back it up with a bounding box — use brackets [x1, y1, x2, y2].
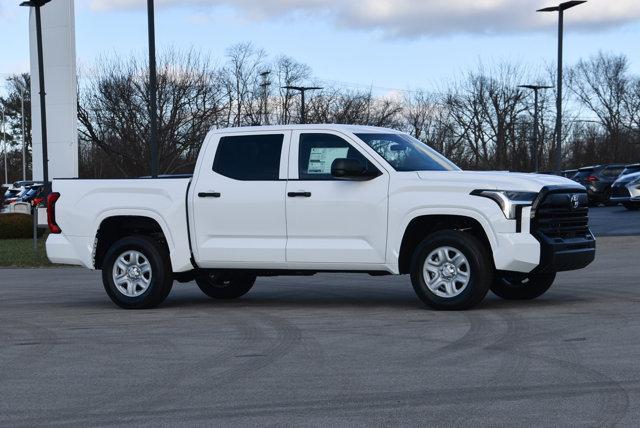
[46, 234, 92, 268]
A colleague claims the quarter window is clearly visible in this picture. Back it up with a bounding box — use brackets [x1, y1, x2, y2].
[213, 134, 283, 181]
[298, 133, 375, 180]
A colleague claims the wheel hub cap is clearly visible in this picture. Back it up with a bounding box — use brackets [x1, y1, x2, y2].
[112, 250, 152, 298]
[441, 262, 457, 279]
[423, 246, 471, 299]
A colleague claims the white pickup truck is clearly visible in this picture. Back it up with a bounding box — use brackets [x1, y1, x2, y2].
[46, 125, 596, 310]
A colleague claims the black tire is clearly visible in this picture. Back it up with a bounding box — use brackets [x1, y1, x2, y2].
[101, 235, 174, 309]
[195, 272, 256, 300]
[491, 272, 556, 300]
[410, 230, 492, 310]
[603, 188, 616, 206]
[623, 202, 640, 211]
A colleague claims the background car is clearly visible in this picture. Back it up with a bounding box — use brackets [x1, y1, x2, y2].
[620, 163, 640, 177]
[19, 184, 45, 206]
[611, 171, 640, 210]
[627, 175, 640, 210]
[562, 169, 578, 179]
[1, 181, 43, 212]
[572, 164, 626, 206]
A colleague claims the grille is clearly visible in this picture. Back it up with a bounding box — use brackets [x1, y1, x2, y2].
[611, 185, 631, 199]
[533, 190, 590, 240]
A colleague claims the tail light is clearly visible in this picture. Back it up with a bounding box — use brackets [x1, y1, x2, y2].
[586, 175, 599, 183]
[46, 192, 61, 234]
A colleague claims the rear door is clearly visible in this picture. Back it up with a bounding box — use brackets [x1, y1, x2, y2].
[191, 131, 291, 266]
[285, 131, 390, 264]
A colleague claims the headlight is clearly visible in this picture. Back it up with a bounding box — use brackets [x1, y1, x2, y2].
[471, 190, 538, 219]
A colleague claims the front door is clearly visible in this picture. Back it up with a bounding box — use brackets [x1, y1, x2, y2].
[192, 131, 291, 267]
[285, 131, 390, 264]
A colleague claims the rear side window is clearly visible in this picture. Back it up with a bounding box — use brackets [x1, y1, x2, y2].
[602, 167, 624, 177]
[213, 134, 283, 181]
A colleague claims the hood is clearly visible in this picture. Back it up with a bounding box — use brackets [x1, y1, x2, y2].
[416, 170, 584, 193]
[614, 171, 640, 185]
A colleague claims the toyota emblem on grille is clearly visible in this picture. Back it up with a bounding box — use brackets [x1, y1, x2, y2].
[570, 194, 580, 209]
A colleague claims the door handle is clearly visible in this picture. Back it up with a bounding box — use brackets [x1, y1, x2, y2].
[198, 192, 221, 198]
[288, 192, 312, 198]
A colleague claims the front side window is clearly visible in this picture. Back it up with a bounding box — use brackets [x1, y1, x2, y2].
[298, 133, 376, 180]
[355, 133, 460, 172]
[213, 134, 283, 180]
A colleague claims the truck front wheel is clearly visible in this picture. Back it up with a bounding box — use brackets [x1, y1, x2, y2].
[196, 272, 256, 300]
[410, 231, 492, 310]
[490, 272, 556, 300]
[102, 235, 174, 309]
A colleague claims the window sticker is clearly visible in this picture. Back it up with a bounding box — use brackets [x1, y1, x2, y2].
[307, 147, 349, 174]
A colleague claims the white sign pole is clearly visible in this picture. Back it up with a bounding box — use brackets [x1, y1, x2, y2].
[29, 0, 78, 181]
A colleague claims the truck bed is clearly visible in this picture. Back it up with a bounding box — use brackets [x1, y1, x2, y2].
[47, 177, 193, 271]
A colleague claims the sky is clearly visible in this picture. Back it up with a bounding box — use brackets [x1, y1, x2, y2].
[1, 0, 640, 96]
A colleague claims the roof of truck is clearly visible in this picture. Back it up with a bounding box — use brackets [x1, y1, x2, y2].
[209, 124, 401, 134]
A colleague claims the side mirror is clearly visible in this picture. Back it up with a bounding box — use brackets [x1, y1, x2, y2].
[331, 158, 378, 180]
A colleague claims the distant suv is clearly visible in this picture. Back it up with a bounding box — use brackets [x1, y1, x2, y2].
[611, 165, 640, 210]
[573, 164, 626, 206]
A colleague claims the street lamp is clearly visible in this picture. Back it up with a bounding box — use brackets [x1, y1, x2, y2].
[147, 0, 159, 178]
[7, 77, 27, 181]
[537, 0, 587, 175]
[1, 108, 6, 185]
[260, 71, 271, 125]
[282, 86, 323, 124]
[20, 0, 51, 186]
[519, 84, 553, 172]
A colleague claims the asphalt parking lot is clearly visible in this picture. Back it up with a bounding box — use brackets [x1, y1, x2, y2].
[1, 232, 640, 426]
[589, 205, 640, 237]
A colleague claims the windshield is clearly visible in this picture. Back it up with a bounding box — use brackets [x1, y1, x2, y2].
[622, 166, 640, 176]
[355, 133, 460, 172]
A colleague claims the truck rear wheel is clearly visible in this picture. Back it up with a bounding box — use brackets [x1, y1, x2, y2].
[196, 272, 256, 300]
[410, 230, 492, 310]
[490, 272, 556, 300]
[101, 235, 174, 309]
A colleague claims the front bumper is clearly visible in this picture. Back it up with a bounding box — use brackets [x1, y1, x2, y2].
[611, 184, 632, 202]
[628, 182, 640, 201]
[533, 232, 596, 273]
[530, 186, 596, 273]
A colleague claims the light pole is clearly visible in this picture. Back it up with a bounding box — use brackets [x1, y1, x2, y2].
[1, 108, 7, 185]
[7, 77, 27, 181]
[281, 86, 323, 124]
[260, 71, 271, 125]
[519, 84, 553, 172]
[20, 0, 51, 186]
[537, 0, 587, 175]
[147, 0, 159, 178]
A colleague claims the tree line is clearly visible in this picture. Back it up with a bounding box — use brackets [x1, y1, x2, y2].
[1, 44, 639, 180]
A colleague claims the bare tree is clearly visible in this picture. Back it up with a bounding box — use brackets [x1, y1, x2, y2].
[78, 49, 226, 178]
[569, 53, 631, 161]
[273, 55, 312, 124]
[223, 43, 266, 127]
